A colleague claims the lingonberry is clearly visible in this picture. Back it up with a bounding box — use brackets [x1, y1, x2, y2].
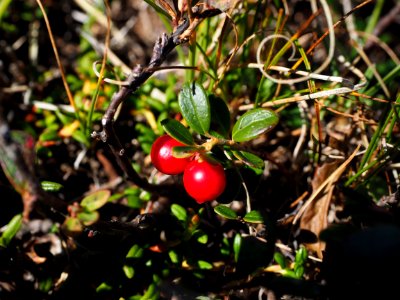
[183, 157, 226, 204]
[150, 135, 190, 175]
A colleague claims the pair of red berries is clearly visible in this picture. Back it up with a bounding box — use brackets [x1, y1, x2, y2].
[150, 135, 226, 204]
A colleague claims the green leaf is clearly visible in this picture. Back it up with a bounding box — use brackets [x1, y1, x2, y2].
[282, 269, 298, 279]
[209, 95, 231, 138]
[96, 282, 113, 293]
[77, 210, 99, 226]
[0, 214, 22, 248]
[294, 265, 305, 278]
[123, 265, 135, 279]
[193, 229, 208, 244]
[233, 233, 242, 263]
[243, 210, 265, 224]
[168, 250, 180, 264]
[141, 282, 158, 300]
[41, 180, 64, 192]
[197, 260, 213, 270]
[232, 108, 279, 142]
[72, 129, 89, 147]
[126, 244, 144, 259]
[63, 217, 83, 233]
[171, 204, 187, 222]
[0, 131, 36, 194]
[39, 128, 59, 142]
[172, 146, 198, 158]
[273, 252, 287, 269]
[197, 233, 208, 244]
[80, 189, 110, 212]
[295, 246, 307, 265]
[178, 82, 210, 135]
[233, 150, 265, 169]
[161, 118, 194, 145]
[214, 205, 238, 220]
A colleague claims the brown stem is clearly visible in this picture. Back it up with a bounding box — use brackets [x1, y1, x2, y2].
[91, 19, 191, 194]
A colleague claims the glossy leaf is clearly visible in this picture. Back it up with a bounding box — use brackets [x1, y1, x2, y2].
[168, 250, 180, 264]
[233, 150, 265, 169]
[209, 95, 230, 138]
[126, 244, 143, 259]
[233, 233, 242, 263]
[295, 265, 305, 278]
[171, 204, 187, 222]
[41, 181, 64, 192]
[178, 82, 210, 135]
[232, 108, 278, 142]
[273, 252, 287, 269]
[197, 260, 213, 270]
[80, 189, 111, 212]
[161, 118, 194, 145]
[243, 210, 265, 224]
[123, 265, 135, 279]
[295, 246, 308, 264]
[0, 214, 22, 248]
[214, 205, 238, 220]
[193, 229, 208, 244]
[96, 282, 112, 293]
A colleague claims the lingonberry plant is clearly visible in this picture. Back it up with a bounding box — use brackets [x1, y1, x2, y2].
[157, 81, 279, 209]
[150, 134, 190, 175]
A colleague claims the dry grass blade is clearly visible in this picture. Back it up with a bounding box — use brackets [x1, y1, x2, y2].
[36, 0, 76, 112]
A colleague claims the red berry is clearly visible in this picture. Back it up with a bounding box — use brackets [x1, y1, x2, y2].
[183, 158, 226, 204]
[150, 135, 190, 175]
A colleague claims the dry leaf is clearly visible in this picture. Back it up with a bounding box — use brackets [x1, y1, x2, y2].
[300, 161, 339, 258]
[294, 144, 361, 258]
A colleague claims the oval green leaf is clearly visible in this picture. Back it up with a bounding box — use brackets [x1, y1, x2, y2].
[214, 205, 238, 220]
[233, 233, 242, 263]
[232, 108, 279, 142]
[80, 189, 111, 212]
[197, 260, 213, 270]
[171, 204, 187, 222]
[126, 244, 143, 258]
[161, 118, 194, 145]
[233, 151, 265, 169]
[123, 265, 135, 279]
[295, 246, 307, 264]
[178, 82, 210, 135]
[0, 214, 22, 248]
[273, 252, 287, 269]
[41, 180, 64, 192]
[243, 210, 265, 224]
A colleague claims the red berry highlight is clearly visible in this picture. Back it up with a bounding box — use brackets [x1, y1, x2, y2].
[150, 135, 190, 175]
[183, 158, 226, 204]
